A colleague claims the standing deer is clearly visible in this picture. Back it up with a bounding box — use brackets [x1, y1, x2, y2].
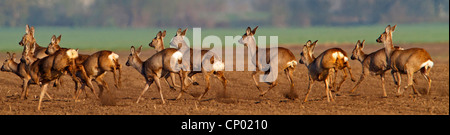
[126, 45, 189, 104]
[169, 28, 227, 100]
[350, 40, 404, 97]
[376, 25, 433, 96]
[237, 26, 297, 97]
[299, 40, 352, 102]
[78, 50, 122, 99]
[22, 44, 79, 110]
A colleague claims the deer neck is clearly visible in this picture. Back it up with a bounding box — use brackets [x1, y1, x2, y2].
[155, 43, 165, 52]
[383, 38, 395, 60]
[304, 53, 315, 66]
[131, 57, 144, 75]
[9, 61, 19, 74]
[358, 51, 368, 63]
[246, 37, 258, 58]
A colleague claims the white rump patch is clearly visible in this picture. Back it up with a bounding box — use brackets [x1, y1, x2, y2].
[212, 61, 225, 71]
[66, 49, 79, 59]
[332, 52, 347, 62]
[172, 51, 183, 61]
[420, 60, 434, 69]
[287, 60, 298, 68]
[108, 53, 119, 61]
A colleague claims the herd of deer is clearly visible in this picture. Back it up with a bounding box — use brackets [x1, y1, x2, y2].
[1, 24, 434, 110]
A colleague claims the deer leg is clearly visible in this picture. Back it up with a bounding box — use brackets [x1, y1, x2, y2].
[215, 71, 227, 97]
[285, 68, 295, 96]
[21, 79, 29, 100]
[405, 71, 420, 96]
[170, 72, 181, 88]
[304, 76, 314, 102]
[176, 71, 190, 100]
[325, 73, 334, 102]
[37, 83, 49, 111]
[350, 71, 366, 93]
[346, 63, 356, 82]
[198, 71, 212, 101]
[421, 68, 432, 95]
[252, 70, 262, 92]
[136, 80, 152, 103]
[335, 68, 348, 93]
[260, 78, 278, 97]
[381, 73, 387, 98]
[395, 72, 402, 95]
[153, 76, 166, 104]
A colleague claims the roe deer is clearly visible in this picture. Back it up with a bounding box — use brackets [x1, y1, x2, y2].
[19, 25, 48, 59]
[78, 50, 122, 98]
[350, 40, 404, 97]
[22, 44, 79, 110]
[299, 40, 352, 102]
[376, 25, 433, 96]
[169, 28, 227, 100]
[45, 35, 91, 100]
[126, 45, 189, 104]
[148, 30, 182, 90]
[237, 26, 296, 97]
[1, 51, 51, 99]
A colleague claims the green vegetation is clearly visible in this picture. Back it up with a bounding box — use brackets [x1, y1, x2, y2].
[0, 23, 448, 51]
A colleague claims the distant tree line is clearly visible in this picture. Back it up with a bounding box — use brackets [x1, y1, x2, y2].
[0, 0, 448, 28]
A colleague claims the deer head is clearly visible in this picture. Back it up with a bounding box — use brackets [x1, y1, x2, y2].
[19, 24, 36, 47]
[376, 25, 396, 44]
[149, 30, 166, 51]
[299, 40, 318, 65]
[46, 35, 62, 55]
[170, 28, 187, 49]
[238, 26, 258, 47]
[126, 45, 143, 67]
[1, 52, 17, 72]
[351, 40, 366, 61]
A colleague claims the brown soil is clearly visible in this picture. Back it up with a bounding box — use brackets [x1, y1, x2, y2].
[0, 43, 448, 115]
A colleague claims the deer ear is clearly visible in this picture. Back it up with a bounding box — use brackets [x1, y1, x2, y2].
[252, 26, 258, 35]
[12, 53, 16, 61]
[157, 31, 162, 39]
[51, 35, 57, 44]
[311, 40, 318, 52]
[30, 26, 35, 37]
[391, 25, 397, 32]
[57, 35, 62, 44]
[130, 46, 136, 55]
[25, 25, 30, 34]
[162, 30, 166, 38]
[246, 27, 251, 35]
[137, 45, 143, 55]
[306, 40, 312, 46]
[6, 52, 11, 59]
[385, 25, 391, 33]
[176, 28, 182, 36]
[181, 28, 187, 36]
[361, 40, 365, 49]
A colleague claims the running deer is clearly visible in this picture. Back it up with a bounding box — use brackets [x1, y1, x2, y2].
[1, 51, 51, 99]
[78, 50, 122, 99]
[237, 26, 296, 97]
[350, 40, 404, 97]
[148, 30, 181, 90]
[299, 40, 352, 102]
[19, 25, 48, 59]
[22, 44, 79, 110]
[376, 25, 433, 96]
[45, 35, 91, 100]
[169, 28, 227, 100]
[126, 45, 189, 103]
